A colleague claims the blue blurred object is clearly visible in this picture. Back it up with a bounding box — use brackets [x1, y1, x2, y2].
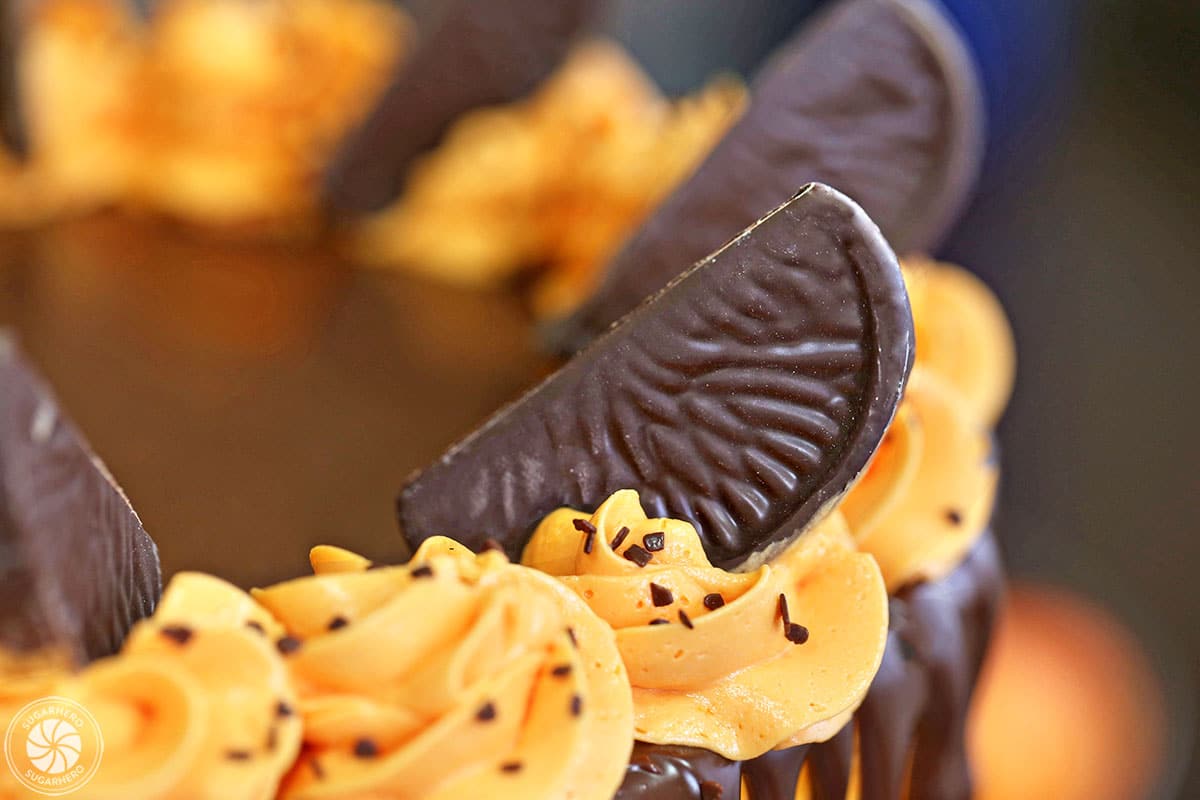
[933, 0, 1078, 177]
[605, 0, 1078, 187]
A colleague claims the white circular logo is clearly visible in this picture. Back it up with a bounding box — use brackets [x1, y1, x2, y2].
[5, 697, 103, 795]
[26, 717, 82, 775]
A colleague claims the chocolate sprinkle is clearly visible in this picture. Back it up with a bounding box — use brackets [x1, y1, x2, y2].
[160, 625, 193, 646]
[276, 701, 294, 718]
[276, 636, 303, 656]
[570, 694, 583, 717]
[411, 564, 435, 579]
[476, 702, 497, 722]
[643, 532, 666, 552]
[649, 582, 674, 607]
[678, 609, 695, 630]
[353, 738, 379, 758]
[778, 593, 791, 625]
[785, 622, 810, 645]
[945, 508, 964, 526]
[573, 518, 597, 534]
[624, 544, 653, 567]
[649, 618, 671, 626]
[551, 664, 573, 678]
[309, 758, 326, 780]
[266, 726, 279, 752]
[700, 779, 725, 799]
[610, 526, 631, 551]
[327, 615, 349, 631]
[584, 528, 596, 554]
[566, 627, 578, 648]
[703, 593, 725, 610]
[500, 761, 524, 774]
[245, 620, 266, 636]
[225, 749, 252, 762]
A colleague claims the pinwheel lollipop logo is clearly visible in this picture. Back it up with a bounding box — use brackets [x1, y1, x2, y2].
[4, 697, 103, 795]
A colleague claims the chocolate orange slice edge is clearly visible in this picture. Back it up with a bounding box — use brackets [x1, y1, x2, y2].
[0, 334, 161, 663]
[545, 0, 982, 356]
[398, 183, 913, 570]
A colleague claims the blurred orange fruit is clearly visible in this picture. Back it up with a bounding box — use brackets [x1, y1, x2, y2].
[969, 584, 1168, 800]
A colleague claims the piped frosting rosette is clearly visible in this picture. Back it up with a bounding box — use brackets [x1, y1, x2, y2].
[0, 572, 302, 800]
[253, 537, 633, 800]
[841, 258, 1015, 591]
[522, 490, 889, 762]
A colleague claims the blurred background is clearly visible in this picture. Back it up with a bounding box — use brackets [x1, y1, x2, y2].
[0, 0, 1197, 797]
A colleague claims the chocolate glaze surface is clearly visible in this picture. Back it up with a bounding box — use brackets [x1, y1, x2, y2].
[546, 0, 982, 356]
[620, 742, 742, 800]
[613, 530, 1004, 800]
[0, 333, 161, 663]
[323, 0, 600, 214]
[0, 2, 26, 159]
[398, 184, 913, 570]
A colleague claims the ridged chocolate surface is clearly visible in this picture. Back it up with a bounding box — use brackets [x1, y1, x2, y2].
[0, 334, 161, 663]
[615, 529, 1004, 799]
[323, 0, 600, 214]
[0, 2, 26, 159]
[546, 0, 982, 356]
[399, 183, 913, 570]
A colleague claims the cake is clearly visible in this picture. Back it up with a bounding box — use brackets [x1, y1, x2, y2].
[0, 2, 1019, 798]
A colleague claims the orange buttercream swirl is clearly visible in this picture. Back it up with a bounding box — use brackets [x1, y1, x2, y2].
[0, 572, 302, 800]
[841, 260, 1014, 591]
[522, 490, 888, 761]
[254, 538, 633, 800]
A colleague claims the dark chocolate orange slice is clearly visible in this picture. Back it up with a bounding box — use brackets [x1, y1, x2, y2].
[546, 0, 982, 355]
[0, 334, 161, 663]
[323, 0, 601, 214]
[398, 183, 913, 569]
[0, 2, 26, 159]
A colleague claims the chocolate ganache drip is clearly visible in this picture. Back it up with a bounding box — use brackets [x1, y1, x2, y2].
[614, 530, 1003, 800]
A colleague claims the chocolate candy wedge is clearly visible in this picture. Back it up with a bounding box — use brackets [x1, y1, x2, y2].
[323, 0, 601, 214]
[399, 183, 913, 569]
[545, 0, 982, 355]
[0, 334, 161, 663]
[0, 2, 27, 159]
